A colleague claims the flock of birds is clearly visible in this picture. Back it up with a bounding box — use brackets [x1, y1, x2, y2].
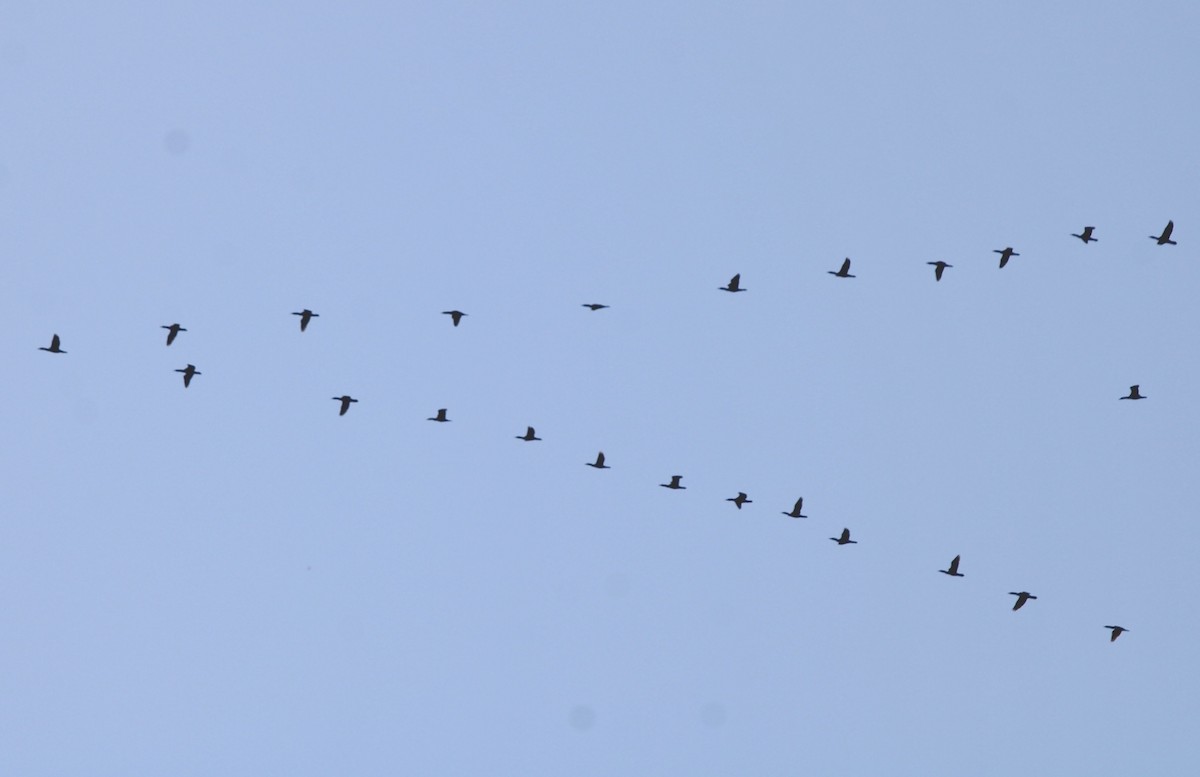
[36, 220, 1181, 644]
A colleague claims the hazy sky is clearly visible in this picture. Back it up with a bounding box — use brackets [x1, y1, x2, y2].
[3, 2, 1199, 774]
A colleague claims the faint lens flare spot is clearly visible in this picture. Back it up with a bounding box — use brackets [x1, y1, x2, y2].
[700, 702, 726, 728]
[73, 398, 98, 425]
[603, 573, 628, 598]
[568, 704, 596, 731]
[164, 129, 191, 155]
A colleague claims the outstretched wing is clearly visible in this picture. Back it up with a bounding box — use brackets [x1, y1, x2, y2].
[839, 258, 851, 275]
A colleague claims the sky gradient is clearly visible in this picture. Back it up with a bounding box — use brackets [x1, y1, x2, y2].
[3, 2, 1199, 774]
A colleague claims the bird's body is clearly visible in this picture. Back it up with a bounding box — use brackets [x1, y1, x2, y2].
[993, 247, 1019, 268]
[516, 426, 541, 441]
[927, 261, 952, 281]
[175, 364, 200, 388]
[828, 258, 855, 278]
[830, 528, 857, 545]
[1009, 591, 1037, 610]
[292, 309, 319, 332]
[587, 451, 610, 469]
[1072, 226, 1098, 243]
[427, 408, 450, 422]
[939, 555, 964, 577]
[1105, 625, 1129, 642]
[720, 273, 745, 292]
[443, 310, 467, 327]
[582, 303, 609, 311]
[332, 395, 358, 415]
[1120, 385, 1145, 400]
[726, 492, 752, 509]
[782, 497, 807, 518]
[1151, 220, 1177, 245]
[660, 475, 686, 490]
[39, 334, 66, 353]
[161, 323, 186, 345]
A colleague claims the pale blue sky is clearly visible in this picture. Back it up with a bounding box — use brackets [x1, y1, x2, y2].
[3, 2, 1199, 774]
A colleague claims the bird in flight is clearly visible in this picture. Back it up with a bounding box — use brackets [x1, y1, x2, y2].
[782, 497, 807, 518]
[38, 334, 66, 354]
[427, 408, 450, 422]
[830, 528, 857, 545]
[292, 309, 319, 332]
[939, 555, 964, 577]
[1105, 625, 1129, 642]
[720, 273, 746, 292]
[175, 364, 201, 388]
[1150, 220, 1177, 245]
[993, 247, 1019, 268]
[828, 258, 855, 278]
[1071, 226, 1098, 244]
[1009, 591, 1037, 610]
[332, 395, 358, 416]
[443, 310, 467, 327]
[1120, 385, 1145, 400]
[726, 492, 752, 509]
[581, 303, 609, 311]
[161, 323, 187, 345]
[516, 426, 541, 441]
[927, 261, 952, 281]
[586, 451, 610, 469]
[660, 475, 686, 490]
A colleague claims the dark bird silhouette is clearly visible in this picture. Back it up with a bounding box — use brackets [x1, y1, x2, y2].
[660, 475, 686, 490]
[292, 309, 319, 332]
[332, 395, 358, 416]
[993, 247, 1019, 268]
[1009, 591, 1037, 610]
[828, 258, 855, 278]
[830, 528, 857, 545]
[782, 497, 807, 518]
[1150, 220, 1177, 245]
[927, 261, 952, 281]
[720, 273, 746, 292]
[726, 492, 752, 509]
[582, 303, 609, 311]
[161, 323, 186, 345]
[516, 426, 541, 441]
[443, 310, 467, 327]
[174, 364, 201, 388]
[586, 451, 610, 469]
[427, 408, 450, 422]
[1105, 625, 1129, 642]
[1120, 385, 1145, 400]
[1071, 226, 1098, 244]
[939, 555, 964, 577]
[38, 334, 66, 353]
